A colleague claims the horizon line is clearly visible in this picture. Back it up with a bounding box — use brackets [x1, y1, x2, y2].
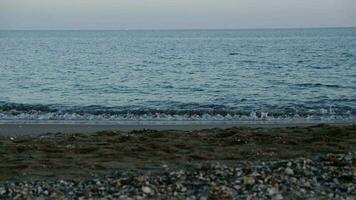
[1, 26, 355, 31]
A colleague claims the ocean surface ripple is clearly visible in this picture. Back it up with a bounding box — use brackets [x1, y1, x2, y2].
[0, 28, 355, 122]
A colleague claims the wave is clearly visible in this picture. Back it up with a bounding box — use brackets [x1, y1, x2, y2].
[0, 102, 355, 122]
[293, 83, 354, 89]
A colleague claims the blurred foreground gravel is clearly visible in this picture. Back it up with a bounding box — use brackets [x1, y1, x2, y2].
[0, 152, 355, 200]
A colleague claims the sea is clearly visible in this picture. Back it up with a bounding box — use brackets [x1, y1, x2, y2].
[0, 28, 355, 123]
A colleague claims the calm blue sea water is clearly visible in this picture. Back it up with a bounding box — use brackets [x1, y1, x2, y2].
[0, 28, 355, 122]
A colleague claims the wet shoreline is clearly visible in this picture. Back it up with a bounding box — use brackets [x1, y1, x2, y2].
[0, 121, 354, 136]
[1, 124, 355, 179]
[0, 124, 355, 199]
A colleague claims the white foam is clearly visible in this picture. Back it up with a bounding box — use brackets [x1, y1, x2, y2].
[0, 111, 355, 122]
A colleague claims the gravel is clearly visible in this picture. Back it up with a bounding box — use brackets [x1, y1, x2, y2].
[0, 152, 355, 199]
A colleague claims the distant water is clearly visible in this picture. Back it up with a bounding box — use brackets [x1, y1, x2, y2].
[0, 28, 355, 122]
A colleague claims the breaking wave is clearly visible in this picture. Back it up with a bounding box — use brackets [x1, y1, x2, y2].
[0, 102, 355, 122]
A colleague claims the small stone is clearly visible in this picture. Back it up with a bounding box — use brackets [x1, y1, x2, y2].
[113, 179, 122, 187]
[333, 178, 339, 184]
[50, 192, 58, 198]
[142, 186, 153, 195]
[0, 188, 6, 195]
[268, 187, 278, 196]
[37, 186, 42, 194]
[304, 181, 311, 188]
[233, 185, 241, 190]
[285, 167, 294, 175]
[287, 162, 292, 167]
[14, 194, 23, 200]
[242, 176, 255, 185]
[290, 177, 297, 183]
[344, 153, 352, 161]
[273, 194, 284, 200]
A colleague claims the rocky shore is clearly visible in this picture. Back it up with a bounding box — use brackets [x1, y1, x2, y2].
[0, 124, 355, 199]
[1, 152, 355, 199]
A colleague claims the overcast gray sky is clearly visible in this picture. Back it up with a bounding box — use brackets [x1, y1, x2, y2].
[0, 0, 355, 30]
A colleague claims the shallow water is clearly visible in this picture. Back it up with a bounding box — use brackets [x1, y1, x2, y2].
[0, 28, 355, 122]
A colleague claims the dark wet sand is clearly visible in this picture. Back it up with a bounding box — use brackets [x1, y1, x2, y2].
[0, 121, 354, 136]
[0, 124, 355, 181]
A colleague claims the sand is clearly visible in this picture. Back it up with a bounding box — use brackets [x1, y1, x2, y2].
[0, 121, 354, 136]
[0, 123, 355, 181]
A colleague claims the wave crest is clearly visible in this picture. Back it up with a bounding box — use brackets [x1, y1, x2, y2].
[0, 102, 355, 122]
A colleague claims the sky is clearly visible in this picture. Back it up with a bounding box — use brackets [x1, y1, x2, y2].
[0, 0, 355, 30]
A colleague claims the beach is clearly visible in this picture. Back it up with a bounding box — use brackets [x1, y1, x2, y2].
[1, 28, 355, 199]
[0, 121, 354, 136]
[0, 123, 355, 199]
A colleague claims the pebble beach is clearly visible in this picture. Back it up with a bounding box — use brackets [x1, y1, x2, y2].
[1, 152, 355, 199]
[0, 124, 355, 199]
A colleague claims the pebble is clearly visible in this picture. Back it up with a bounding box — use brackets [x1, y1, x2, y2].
[273, 194, 284, 200]
[285, 167, 294, 175]
[0, 152, 354, 199]
[268, 187, 278, 196]
[141, 186, 153, 195]
[290, 177, 297, 183]
[304, 181, 311, 188]
[243, 176, 255, 185]
[0, 188, 6, 195]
